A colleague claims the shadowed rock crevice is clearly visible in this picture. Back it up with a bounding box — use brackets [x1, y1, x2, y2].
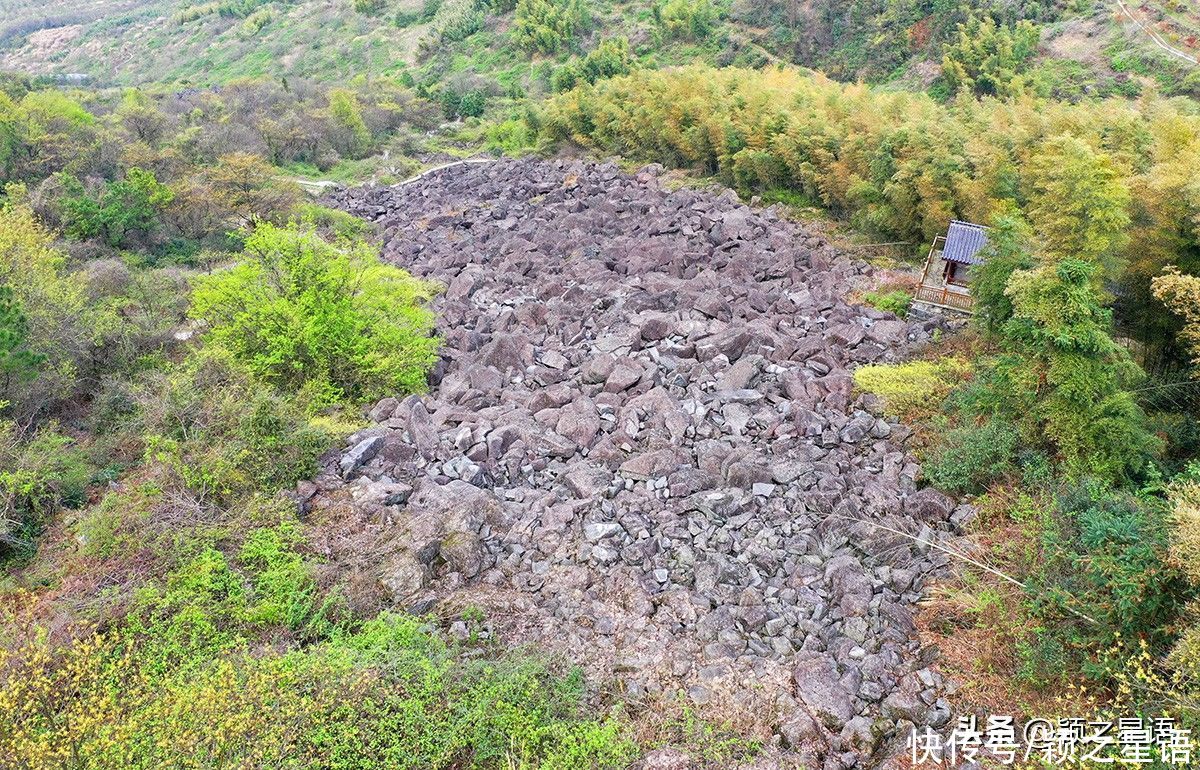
[311, 158, 971, 768]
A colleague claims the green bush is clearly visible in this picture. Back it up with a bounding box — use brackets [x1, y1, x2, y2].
[551, 37, 634, 92]
[0, 419, 90, 560]
[353, 0, 387, 14]
[923, 418, 1020, 494]
[0, 285, 44, 394]
[2, 593, 636, 767]
[1031, 483, 1192, 667]
[853, 358, 971, 420]
[189, 223, 440, 405]
[861, 289, 912, 318]
[395, 0, 441, 25]
[422, 0, 485, 51]
[136, 351, 335, 507]
[654, 0, 719, 41]
[216, 0, 267, 18]
[439, 86, 489, 119]
[58, 167, 174, 248]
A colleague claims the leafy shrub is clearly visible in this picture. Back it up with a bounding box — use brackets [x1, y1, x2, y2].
[58, 167, 175, 248]
[0, 610, 636, 768]
[353, 0, 387, 14]
[853, 357, 971, 420]
[173, 3, 218, 23]
[216, 0, 268, 18]
[130, 350, 334, 507]
[295, 202, 373, 241]
[0, 285, 44, 393]
[485, 116, 538, 155]
[1045, 483, 1189, 656]
[923, 418, 1020, 494]
[189, 223, 440, 404]
[1015, 625, 1069, 687]
[861, 289, 912, 318]
[1169, 479, 1200, 586]
[0, 420, 89, 560]
[439, 86, 488, 119]
[239, 7, 272, 36]
[421, 0, 485, 52]
[395, 0, 440, 25]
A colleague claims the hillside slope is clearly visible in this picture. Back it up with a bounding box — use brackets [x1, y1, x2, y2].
[0, 0, 430, 85]
[3, 0, 1196, 93]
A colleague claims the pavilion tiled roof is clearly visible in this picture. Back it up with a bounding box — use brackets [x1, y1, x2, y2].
[941, 220, 990, 265]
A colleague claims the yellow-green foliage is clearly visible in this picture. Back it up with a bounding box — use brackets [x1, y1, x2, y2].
[189, 223, 440, 405]
[539, 65, 1200, 253]
[1170, 481, 1200, 586]
[1153, 267, 1200, 368]
[238, 7, 272, 36]
[0, 200, 90, 413]
[656, 0, 719, 41]
[0, 610, 635, 769]
[941, 15, 1039, 97]
[853, 358, 971, 419]
[173, 3, 219, 23]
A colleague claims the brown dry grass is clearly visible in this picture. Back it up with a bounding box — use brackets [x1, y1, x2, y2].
[915, 484, 1094, 725]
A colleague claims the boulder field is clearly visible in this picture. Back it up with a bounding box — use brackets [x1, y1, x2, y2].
[313, 158, 974, 768]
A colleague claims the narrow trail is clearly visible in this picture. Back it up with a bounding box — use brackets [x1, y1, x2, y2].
[1115, 0, 1199, 66]
[291, 158, 497, 196]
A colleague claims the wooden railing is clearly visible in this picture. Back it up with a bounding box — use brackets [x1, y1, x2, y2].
[914, 283, 975, 313]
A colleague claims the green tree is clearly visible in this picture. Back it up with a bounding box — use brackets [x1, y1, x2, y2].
[1152, 266, 1200, 370]
[189, 224, 441, 404]
[513, 0, 589, 54]
[0, 286, 44, 400]
[1026, 135, 1131, 276]
[327, 89, 373, 159]
[971, 210, 1036, 332]
[60, 168, 175, 248]
[941, 15, 1040, 98]
[15, 90, 97, 182]
[115, 90, 168, 145]
[0, 201, 89, 415]
[1003, 259, 1159, 480]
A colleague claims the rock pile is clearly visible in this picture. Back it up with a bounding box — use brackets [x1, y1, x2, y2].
[314, 158, 971, 768]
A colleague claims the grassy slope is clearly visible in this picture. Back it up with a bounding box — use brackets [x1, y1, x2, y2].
[0, 0, 431, 85]
[2, 0, 1189, 91]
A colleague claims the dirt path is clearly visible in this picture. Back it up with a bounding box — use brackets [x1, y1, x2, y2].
[1115, 0, 1199, 65]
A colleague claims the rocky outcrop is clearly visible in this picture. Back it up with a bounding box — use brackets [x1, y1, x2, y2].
[314, 158, 968, 768]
